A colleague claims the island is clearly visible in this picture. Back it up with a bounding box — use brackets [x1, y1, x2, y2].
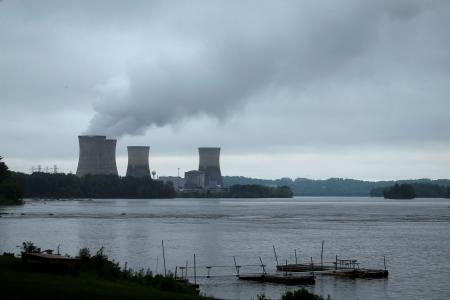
[382, 184, 416, 199]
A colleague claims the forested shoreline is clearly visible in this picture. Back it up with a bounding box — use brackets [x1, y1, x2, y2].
[11, 172, 176, 199]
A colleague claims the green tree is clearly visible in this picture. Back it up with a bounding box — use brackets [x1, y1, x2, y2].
[0, 156, 10, 183]
[0, 157, 24, 205]
[383, 184, 416, 199]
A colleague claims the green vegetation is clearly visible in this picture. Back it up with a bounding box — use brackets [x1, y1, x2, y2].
[179, 184, 293, 198]
[11, 172, 176, 199]
[256, 288, 329, 300]
[371, 183, 450, 198]
[382, 184, 416, 199]
[281, 289, 329, 300]
[226, 184, 293, 198]
[0, 243, 212, 300]
[224, 176, 450, 197]
[0, 156, 24, 205]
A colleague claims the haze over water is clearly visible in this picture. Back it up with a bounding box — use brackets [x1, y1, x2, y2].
[1, 197, 450, 300]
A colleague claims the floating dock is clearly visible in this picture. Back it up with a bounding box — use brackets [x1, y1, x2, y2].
[238, 273, 315, 285]
[276, 257, 388, 279]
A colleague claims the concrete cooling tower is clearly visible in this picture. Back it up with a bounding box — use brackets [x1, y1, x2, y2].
[76, 135, 118, 177]
[198, 147, 223, 187]
[126, 146, 151, 178]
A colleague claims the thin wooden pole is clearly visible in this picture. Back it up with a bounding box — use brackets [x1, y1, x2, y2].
[321, 240, 324, 268]
[194, 254, 197, 285]
[162, 240, 167, 276]
[285, 259, 288, 276]
[310, 257, 314, 270]
[335, 255, 338, 270]
[233, 256, 240, 276]
[384, 256, 386, 270]
[175, 266, 178, 279]
[294, 249, 298, 264]
[259, 256, 266, 274]
[185, 261, 188, 279]
[156, 256, 159, 274]
[273, 245, 279, 266]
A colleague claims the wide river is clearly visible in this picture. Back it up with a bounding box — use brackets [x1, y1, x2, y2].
[1, 197, 450, 300]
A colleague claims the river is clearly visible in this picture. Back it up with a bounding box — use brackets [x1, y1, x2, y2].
[1, 197, 449, 300]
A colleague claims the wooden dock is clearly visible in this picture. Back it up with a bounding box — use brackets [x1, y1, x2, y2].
[238, 273, 315, 285]
[322, 268, 388, 279]
[276, 257, 388, 279]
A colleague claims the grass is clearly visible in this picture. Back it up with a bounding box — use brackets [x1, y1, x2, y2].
[0, 256, 214, 300]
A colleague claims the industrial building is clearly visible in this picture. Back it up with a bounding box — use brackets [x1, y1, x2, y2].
[76, 135, 118, 177]
[159, 176, 185, 191]
[184, 170, 206, 189]
[198, 147, 223, 187]
[126, 146, 151, 177]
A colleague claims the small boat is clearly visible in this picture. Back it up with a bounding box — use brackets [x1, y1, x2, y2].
[238, 273, 315, 285]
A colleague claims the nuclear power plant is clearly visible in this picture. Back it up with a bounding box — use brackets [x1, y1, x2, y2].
[76, 135, 118, 177]
[126, 146, 151, 178]
[75, 136, 224, 191]
[198, 147, 223, 187]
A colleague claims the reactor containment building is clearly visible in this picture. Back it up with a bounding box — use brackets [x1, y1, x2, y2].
[76, 135, 118, 177]
[126, 146, 151, 178]
[198, 147, 223, 187]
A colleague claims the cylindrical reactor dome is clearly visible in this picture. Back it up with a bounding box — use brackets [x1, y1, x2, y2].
[198, 147, 223, 187]
[126, 146, 151, 178]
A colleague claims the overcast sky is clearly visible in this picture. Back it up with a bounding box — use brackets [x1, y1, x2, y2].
[1, 0, 450, 180]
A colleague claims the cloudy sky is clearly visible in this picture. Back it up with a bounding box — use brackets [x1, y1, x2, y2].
[1, 0, 450, 180]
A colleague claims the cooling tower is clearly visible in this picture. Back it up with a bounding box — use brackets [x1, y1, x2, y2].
[76, 135, 118, 177]
[198, 147, 223, 187]
[126, 146, 151, 178]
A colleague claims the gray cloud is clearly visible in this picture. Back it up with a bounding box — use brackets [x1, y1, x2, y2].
[85, 0, 450, 139]
[1, 0, 450, 178]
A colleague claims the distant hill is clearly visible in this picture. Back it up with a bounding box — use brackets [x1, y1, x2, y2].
[223, 176, 450, 197]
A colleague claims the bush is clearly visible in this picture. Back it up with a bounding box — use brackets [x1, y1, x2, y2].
[281, 288, 328, 300]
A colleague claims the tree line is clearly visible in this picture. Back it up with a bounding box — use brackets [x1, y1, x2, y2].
[0, 157, 24, 205]
[11, 172, 176, 199]
[371, 183, 450, 199]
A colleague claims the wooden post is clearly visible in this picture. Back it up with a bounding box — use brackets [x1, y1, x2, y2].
[285, 259, 288, 276]
[335, 255, 338, 270]
[162, 240, 167, 276]
[321, 240, 324, 269]
[194, 254, 197, 285]
[310, 257, 314, 270]
[233, 256, 240, 276]
[384, 256, 386, 270]
[175, 266, 178, 279]
[259, 256, 266, 274]
[273, 245, 279, 266]
[185, 261, 188, 279]
[294, 249, 298, 264]
[156, 256, 159, 274]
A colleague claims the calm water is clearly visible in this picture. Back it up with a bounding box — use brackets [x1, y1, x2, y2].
[1, 197, 450, 300]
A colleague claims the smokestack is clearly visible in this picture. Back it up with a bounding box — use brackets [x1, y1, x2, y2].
[76, 135, 118, 177]
[198, 147, 223, 187]
[126, 146, 151, 178]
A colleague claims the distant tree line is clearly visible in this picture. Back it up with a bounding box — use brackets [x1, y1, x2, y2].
[0, 157, 24, 205]
[371, 183, 450, 199]
[11, 172, 176, 199]
[224, 176, 450, 197]
[179, 184, 293, 198]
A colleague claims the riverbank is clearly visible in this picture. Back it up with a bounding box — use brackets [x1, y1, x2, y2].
[0, 255, 213, 300]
